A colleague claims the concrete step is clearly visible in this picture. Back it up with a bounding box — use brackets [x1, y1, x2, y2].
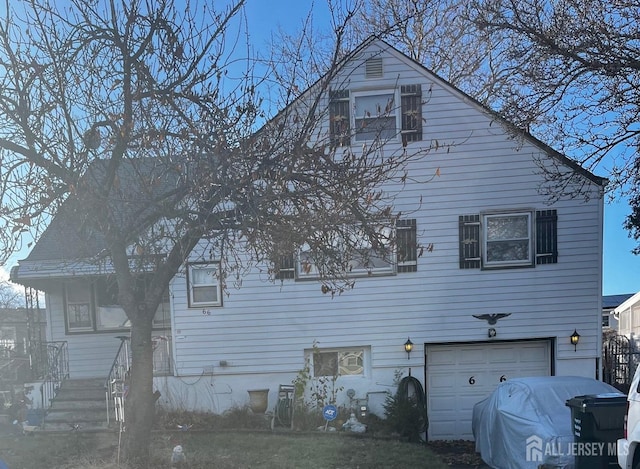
[59, 378, 105, 390]
[41, 419, 111, 432]
[50, 399, 106, 411]
[46, 407, 106, 421]
[40, 378, 109, 432]
[54, 389, 105, 401]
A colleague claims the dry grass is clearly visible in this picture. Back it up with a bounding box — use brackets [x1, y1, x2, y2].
[0, 429, 450, 469]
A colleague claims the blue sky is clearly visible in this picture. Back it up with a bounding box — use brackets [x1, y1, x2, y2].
[241, 0, 639, 296]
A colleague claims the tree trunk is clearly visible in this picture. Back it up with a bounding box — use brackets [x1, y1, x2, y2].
[122, 315, 155, 467]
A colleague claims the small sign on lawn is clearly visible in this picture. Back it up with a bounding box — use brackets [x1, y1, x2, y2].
[322, 404, 337, 421]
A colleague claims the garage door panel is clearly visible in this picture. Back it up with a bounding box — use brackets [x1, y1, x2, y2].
[487, 352, 517, 364]
[457, 348, 488, 364]
[428, 348, 457, 365]
[426, 340, 551, 440]
[519, 345, 548, 362]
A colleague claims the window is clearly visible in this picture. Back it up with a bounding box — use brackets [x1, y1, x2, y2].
[95, 279, 129, 330]
[354, 90, 398, 142]
[66, 283, 94, 331]
[64, 278, 171, 333]
[0, 327, 17, 352]
[275, 219, 417, 280]
[484, 212, 532, 267]
[297, 224, 395, 279]
[329, 85, 423, 145]
[459, 210, 558, 269]
[312, 348, 365, 377]
[187, 263, 221, 307]
[602, 314, 610, 328]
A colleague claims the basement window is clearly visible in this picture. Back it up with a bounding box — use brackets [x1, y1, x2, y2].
[312, 347, 366, 377]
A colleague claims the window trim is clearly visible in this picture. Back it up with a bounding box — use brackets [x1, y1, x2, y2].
[482, 211, 534, 269]
[295, 223, 397, 280]
[63, 279, 171, 334]
[310, 346, 368, 378]
[64, 282, 95, 332]
[187, 262, 222, 308]
[352, 89, 402, 143]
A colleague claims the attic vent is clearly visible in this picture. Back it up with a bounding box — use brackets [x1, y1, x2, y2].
[365, 58, 383, 78]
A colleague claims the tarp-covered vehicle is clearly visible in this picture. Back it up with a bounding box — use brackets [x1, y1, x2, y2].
[472, 376, 622, 469]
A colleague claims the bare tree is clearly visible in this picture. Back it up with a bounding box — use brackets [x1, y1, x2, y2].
[0, 0, 431, 464]
[0, 281, 23, 309]
[346, 0, 508, 106]
[469, 0, 640, 249]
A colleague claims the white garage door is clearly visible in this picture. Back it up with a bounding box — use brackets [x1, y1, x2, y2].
[426, 340, 551, 440]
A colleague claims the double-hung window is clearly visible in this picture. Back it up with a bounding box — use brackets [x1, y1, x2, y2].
[353, 90, 399, 142]
[187, 263, 222, 307]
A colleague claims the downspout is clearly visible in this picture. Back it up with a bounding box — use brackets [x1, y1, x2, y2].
[596, 186, 605, 381]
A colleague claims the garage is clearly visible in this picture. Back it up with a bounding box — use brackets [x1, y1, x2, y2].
[425, 339, 552, 440]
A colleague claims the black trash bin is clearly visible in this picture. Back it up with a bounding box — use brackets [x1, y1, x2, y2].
[565, 393, 627, 469]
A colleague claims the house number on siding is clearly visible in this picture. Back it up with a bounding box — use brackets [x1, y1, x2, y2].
[500, 375, 506, 382]
[468, 376, 475, 385]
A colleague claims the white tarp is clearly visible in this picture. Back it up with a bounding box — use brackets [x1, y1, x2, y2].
[472, 376, 622, 469]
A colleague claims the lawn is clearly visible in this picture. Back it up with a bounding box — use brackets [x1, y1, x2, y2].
[0, 430, 452, 468]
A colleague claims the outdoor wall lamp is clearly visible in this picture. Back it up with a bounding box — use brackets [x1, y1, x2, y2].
[570, 329, 580, 351]
[404, 338, 414, 360]
[488, 328, 497, 338]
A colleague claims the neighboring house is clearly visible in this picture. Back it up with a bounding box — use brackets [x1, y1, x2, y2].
[0, 307, 46, 404]
[9, 39, 607, 440]
[0, 308, 46, 358]
[613, 292, 640, 341]
[603, 294, 635, 332]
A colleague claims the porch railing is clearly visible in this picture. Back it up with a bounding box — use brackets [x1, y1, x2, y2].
[39, 341, 69, 427]
[105, 336, 131, 427]
[104, 333, 172, 426]
[152, 335, 172, 375]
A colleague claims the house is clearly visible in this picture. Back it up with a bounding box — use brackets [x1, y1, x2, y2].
[0, 308, 47, 357]
[613, 292, 640, 341]
[0, 307, 46, 406]
[603, 294, 634, 331]
[9, 39, 607, 440]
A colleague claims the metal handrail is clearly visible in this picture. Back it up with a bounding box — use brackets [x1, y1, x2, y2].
[105, 336, 131, 427]
[39, 341, 69, 428]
